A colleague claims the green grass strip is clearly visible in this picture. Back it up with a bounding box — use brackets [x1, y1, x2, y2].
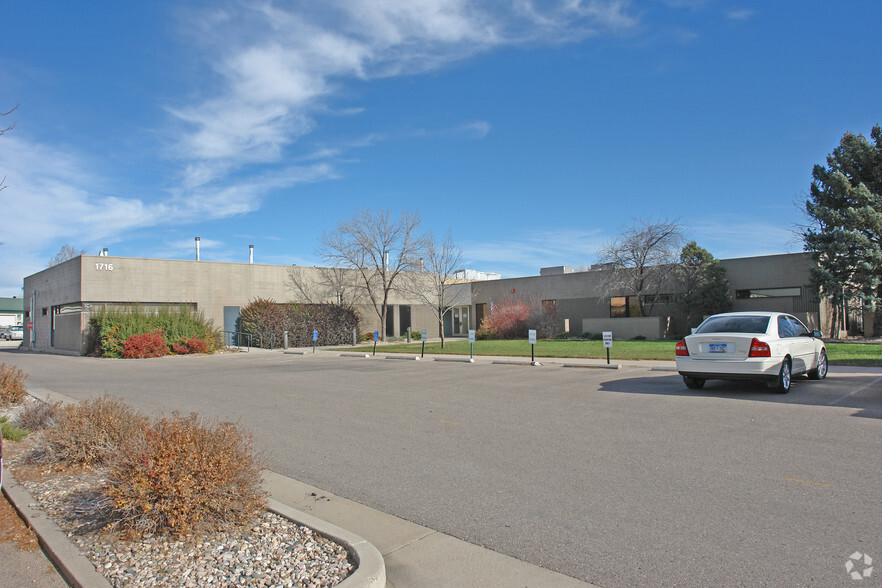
[335, 339, 882, 367]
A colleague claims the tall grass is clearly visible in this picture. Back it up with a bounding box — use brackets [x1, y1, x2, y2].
[89, 305, 221, 358]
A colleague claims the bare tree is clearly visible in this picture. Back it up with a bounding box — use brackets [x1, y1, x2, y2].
[287, 265, 363, 305]
[318, 209, 425, 341]
[401, 229, 464, 347]
[0, 105, 16, 194]
[48, 244, 86, 267]
[596, 218, 685, 317]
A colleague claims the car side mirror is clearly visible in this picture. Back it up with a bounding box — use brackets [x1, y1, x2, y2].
[811, 330, 823, 338]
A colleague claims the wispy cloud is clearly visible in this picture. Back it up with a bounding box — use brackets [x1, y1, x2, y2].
[726, 8, 755, 21]
[170, 1, 639, 190]
[463, 228, 606, 277]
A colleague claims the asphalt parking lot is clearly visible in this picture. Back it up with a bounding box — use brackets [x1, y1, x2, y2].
[3, 347, 880, 587]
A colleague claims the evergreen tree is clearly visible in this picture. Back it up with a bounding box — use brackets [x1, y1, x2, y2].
[676, 241, 732, 330]
[802, 125, 882, 334]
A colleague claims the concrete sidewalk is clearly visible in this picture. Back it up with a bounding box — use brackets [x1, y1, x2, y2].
[265, 470, 597, 588]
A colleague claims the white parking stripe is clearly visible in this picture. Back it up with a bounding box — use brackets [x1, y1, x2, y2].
[827, 375, 882, 405]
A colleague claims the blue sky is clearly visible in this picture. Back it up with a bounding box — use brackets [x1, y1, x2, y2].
[1, 0, 880, 296]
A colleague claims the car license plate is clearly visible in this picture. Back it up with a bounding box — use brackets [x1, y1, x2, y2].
[708, 343, 727, 353]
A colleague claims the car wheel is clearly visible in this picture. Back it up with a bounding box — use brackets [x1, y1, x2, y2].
[683, 376, 705, 390]
[769, 358, 791, 394]
[808, 350, 828, 380]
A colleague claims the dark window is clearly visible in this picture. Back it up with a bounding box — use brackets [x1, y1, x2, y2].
[777, 316, 796, 337]
[736, 287, 802, 299]
[697, 315, 771, 334]
[610, 296, 641, 318]
[610, 297, 628, 318]
[786, 315, 809, 337]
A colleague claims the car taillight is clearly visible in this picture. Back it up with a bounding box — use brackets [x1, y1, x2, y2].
[675, 339, 689, 356]
[749, 338, 771, 357]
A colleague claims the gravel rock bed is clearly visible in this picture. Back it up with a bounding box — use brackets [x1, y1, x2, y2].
[3, 432, 354, 587]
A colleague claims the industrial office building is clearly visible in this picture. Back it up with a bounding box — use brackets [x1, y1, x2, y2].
[21, 251, 840, 355]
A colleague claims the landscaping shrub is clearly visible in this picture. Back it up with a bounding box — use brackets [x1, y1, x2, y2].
[476, 297, 531, 339]
[1, 415, 29, 441]
[15, 399, 59, 431]
[122, 330, 168, 359]
[0, 363, 28, 407]
[89, 306, 221, 358]
[103, 413, 266, 537]
[239, 299, 360, 348]
[171, 336, 209, 355]
[44, 396, 147, 466]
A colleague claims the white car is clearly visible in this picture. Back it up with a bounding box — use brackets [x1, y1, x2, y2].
[675, 312, 827, 394]
[0, 325, 23, 341]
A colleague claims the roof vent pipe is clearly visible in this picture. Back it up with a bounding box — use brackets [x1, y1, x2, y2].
[195, 237, 201, 261]
[103, 248, 108, 257]
[249, 244, 254, 264]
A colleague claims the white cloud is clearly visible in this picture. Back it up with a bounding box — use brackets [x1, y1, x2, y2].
[463, 228, 606, 276]
[726, 8, 755, 21]
[170, 0, 639, 186]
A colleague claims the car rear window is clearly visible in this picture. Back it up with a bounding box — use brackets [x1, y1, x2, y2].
[696, 316, 770, 334]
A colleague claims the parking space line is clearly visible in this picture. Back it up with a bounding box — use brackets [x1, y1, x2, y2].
[827, 375, 882, 405]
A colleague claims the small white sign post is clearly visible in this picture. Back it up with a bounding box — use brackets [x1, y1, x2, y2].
[528, 329, 537, 364]
[468, 329, 476, 360]
[602, 331, 613, 364]
[421, 329, 428, 358]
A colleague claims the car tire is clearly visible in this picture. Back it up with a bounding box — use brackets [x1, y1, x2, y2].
[808, 350, 828, 380]
[683, 376, 705, 390]
[769, 358, 791, 394]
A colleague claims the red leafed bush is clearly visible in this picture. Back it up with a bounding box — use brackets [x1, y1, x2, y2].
[171, 337, 209, 355]
[476, 297, 531, 339]
[122, 331, 168, 359]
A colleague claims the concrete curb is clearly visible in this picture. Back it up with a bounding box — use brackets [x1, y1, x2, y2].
[384, 355, 421, 361]
[267, 499, 386, 588]
[491, 360, 542, 367]
[433, 357, 475, 363]
[562, 363, 622, 370]
[2, 467, 112, 588]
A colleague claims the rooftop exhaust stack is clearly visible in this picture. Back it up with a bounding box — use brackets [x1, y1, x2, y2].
[195, 237, 201, 261]
[249, 244, 254, 264]
[101, 248, 108, 257]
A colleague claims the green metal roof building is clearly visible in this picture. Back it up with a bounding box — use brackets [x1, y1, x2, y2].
[0, 296, 24, 326]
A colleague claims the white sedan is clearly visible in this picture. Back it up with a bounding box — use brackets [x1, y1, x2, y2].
[675, 312, 827, 393]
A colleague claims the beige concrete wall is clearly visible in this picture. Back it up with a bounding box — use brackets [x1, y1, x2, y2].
[22, 257, 84, 351]
[25, 256, 447, 352]
[582, 317, 665, 340]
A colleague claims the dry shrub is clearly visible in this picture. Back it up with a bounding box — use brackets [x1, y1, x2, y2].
[44, 396, 147, 465]
[103, 413, 266, 537]
[15, 399, 60, 431]
[0, 363, 28, 407]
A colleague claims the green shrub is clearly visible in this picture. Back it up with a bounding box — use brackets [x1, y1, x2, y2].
[89, 306, 221, 358]
[1, 415, 30, 441]
[103, 413, 266, 537]
[44, 396, 147, 466]
[0, 363, 28, 407]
